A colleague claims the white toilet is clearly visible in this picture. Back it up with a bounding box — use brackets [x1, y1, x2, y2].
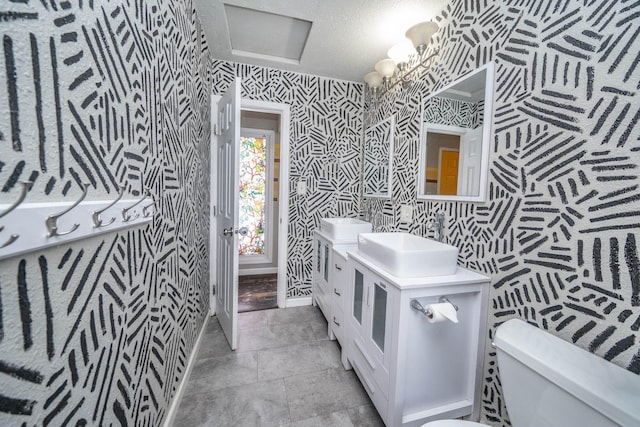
[423, 319, 640, 427]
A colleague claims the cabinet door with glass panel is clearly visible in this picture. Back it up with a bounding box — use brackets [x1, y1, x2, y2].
[349, 262, 394, 366]
[312, 232, 332, 321]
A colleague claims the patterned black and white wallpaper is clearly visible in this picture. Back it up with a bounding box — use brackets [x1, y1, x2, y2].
[424, 97, 484, 129]
[0, 1, 211, 425]
[211, 61, 364, 298]
[365, 1, 640, 425]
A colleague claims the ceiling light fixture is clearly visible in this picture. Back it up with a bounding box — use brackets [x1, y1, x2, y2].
[364, 20, 439, 101]
[405, 21, 439, 55]
[375, 59, 396, 82]
[387, 40, 414, 72]
[364, 71, 383, 93]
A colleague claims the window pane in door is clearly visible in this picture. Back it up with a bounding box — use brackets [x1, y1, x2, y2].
[238, 136, 267, 255]
[372, 283, 387, 352]
[353, 270, 364, 325]
[324, 244, 329, 281]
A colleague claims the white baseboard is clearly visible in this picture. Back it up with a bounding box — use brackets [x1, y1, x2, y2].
[285, 296, 312, 307]
[163, 315, 210, 427]
[238, 267, 278, 276]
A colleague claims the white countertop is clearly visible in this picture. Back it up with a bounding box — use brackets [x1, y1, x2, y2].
[348, 250, 491, 289]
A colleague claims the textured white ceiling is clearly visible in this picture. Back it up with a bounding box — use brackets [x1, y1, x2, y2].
[194, 0, 448, 83]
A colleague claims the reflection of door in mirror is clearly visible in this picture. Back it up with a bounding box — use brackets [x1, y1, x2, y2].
[458, 126, 482, 195]
[417, 62, 494, 202]
[439, 148, 459, 195]
[424, 131, 461, 195]
[423, 125, 484, 197]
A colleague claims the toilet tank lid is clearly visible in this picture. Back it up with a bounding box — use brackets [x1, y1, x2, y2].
[494, 319, 640, 427]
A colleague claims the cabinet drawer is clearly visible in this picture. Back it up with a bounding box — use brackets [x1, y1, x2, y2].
[350, 343, 388, 423]
[330, 308, 344, 344]
[332, 255, 346, 300]
[351, 336, 390, 400]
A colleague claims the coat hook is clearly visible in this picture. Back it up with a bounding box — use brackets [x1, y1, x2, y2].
[122, 191, 148, 222]
[142, 199, 157, 218]
[0, 181, 33, 220]
[92, 188, 124, 228]
[0, 234, 19, 249]
[0, 181, 33, 248]
[46, 183, 90, 237]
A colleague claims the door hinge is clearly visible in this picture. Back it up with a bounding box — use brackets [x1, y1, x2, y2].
[211, 284, 216, 295]
[212, 204, 217, 216]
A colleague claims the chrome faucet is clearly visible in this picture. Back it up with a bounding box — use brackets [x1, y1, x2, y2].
[429, 211, 446, 242]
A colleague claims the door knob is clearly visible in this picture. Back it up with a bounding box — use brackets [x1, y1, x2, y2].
[223, 227, 249, 237]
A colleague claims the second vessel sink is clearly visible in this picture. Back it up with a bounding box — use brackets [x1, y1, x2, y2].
[320, 218, 372, 241]
[357, 232, 459, 277]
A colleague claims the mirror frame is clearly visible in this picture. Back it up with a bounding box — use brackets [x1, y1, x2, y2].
[417, 62, 495, 202]
[363, 115, 395, 199]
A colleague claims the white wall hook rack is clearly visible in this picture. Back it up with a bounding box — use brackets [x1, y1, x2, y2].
[0, 195, 154, 261]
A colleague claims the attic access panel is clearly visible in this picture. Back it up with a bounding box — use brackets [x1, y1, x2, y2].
[224, 4, 312, 64]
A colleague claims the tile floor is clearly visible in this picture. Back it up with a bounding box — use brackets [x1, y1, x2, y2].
[173, 306, 385, 427]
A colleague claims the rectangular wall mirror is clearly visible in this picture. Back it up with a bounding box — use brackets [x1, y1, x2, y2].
[418, 62, 494, 202]
[364, 115, 395, 198]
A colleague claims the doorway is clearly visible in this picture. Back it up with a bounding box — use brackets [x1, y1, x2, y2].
[210, 97, 291, 316]
[438, 147, 459, 196]
[238, 111, 280, 312]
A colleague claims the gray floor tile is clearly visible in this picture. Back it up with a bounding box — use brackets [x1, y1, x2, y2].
[183, 352, 258, 396]
[204, 316, 223, 333]
[238, 309, 269, 329]
[196, 324, 233, 360]
[309, 316, 331, 341]
[238, 321, 317, 352]
[175, 306, 382, 427]
[284, 410, 353, 426]
[257, 340, 342, 381]
[174, 379, 290, 427]
[266, 306, 325, 325]
[285, 367, 370, 421]
[347, 405, 385, 426]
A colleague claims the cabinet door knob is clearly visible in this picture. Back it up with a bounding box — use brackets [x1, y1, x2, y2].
[334, 288, 341, 296]
[333, 317, 340, 326]
[335, 264, 342, 271]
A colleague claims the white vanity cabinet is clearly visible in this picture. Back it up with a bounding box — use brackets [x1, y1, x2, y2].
[346, 259, 396, 421]
[312, 230, 358, 346]
[330, 248, 348, 344]
[312, 231, 332, 322]
[345, 252, 490, 427]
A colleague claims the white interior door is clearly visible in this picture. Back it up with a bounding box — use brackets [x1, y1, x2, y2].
[216, 78, 241, 350]
[457, 126, 483, 196]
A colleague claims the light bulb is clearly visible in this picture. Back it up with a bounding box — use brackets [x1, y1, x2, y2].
[405, 21, 439, 55]
[364, 71, 383, 89]
[388, 40, 414, 66]
[374, 59, 396, 79]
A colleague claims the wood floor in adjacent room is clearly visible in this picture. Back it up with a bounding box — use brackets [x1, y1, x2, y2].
[238, 273, 278, 312]
[174, 306, 384, 427]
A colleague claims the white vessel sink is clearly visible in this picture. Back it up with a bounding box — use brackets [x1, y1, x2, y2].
[357, 232, 459, 277]
[320, 218, 372, 241]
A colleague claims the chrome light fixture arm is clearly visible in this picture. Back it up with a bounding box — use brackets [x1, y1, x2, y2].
[377, 49, 440, 98]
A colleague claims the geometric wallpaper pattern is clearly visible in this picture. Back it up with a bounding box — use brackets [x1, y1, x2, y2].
[212, 60, 364, 298]
[364, 116, 394, 196]
[365, 1, 640, 425]
[0, 1, 211, 425]
[424, 97, 484, 129]
[3, 0, 638, 426]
